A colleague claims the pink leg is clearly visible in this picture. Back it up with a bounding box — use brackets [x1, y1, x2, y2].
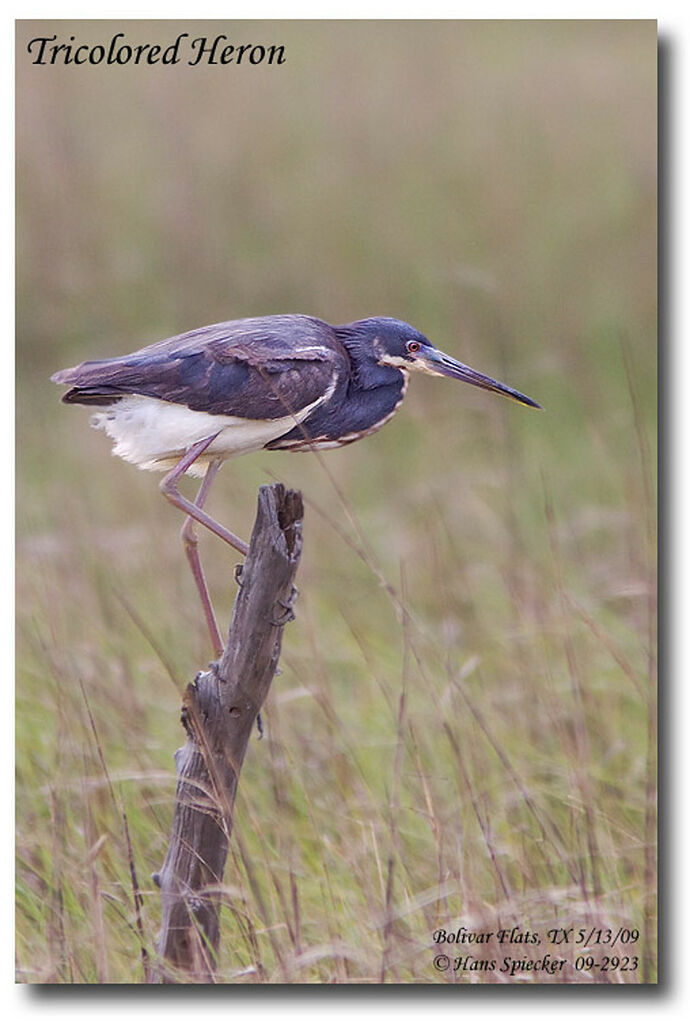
[160, 434, 249, 655]
[160, 435, 249, 554]
[181, 459, 224, 657]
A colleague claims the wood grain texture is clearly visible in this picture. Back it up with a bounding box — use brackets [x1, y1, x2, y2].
[154, 482, 303, 982]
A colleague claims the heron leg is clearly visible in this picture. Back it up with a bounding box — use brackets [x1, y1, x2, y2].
[159, 434, 249, 555]
[181, 459, 224, 658]
[160, 434, 249, 654]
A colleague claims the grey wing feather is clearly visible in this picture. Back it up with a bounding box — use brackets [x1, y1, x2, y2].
[52, 315, 350, 420]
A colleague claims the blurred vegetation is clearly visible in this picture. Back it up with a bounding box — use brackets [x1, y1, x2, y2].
[16, 20, 656, 983]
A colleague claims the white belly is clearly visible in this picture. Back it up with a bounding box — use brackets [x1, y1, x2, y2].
[90, 394, 321, 476]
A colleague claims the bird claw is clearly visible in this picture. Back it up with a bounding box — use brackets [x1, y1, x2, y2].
[270, 591, 298, 627]
[270, 609, 295, 627]
[234, 563, 244, 586]
[208, 660, 226, 684]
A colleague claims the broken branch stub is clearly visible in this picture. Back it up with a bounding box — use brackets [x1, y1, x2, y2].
[154, 482, 303, 981]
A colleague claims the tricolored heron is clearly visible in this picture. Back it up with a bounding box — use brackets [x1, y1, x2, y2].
[53, 314, 540, 655]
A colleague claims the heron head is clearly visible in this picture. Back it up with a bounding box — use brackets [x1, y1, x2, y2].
[372, 318, 542, 409]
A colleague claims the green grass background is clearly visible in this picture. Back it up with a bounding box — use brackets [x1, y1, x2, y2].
[16, 20, 657, 983]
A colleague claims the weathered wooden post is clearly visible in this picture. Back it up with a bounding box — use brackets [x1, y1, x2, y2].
[153, 483, 303, 982]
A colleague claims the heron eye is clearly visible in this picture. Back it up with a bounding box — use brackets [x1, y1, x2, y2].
[407, 340, 421, 354]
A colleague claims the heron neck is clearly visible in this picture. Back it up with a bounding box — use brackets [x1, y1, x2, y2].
[335, 326, 405, 391]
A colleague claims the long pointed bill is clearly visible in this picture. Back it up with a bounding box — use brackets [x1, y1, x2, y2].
[420, 348, 542, 409]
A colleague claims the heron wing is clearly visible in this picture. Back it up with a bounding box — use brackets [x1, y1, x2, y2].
[52, 316, 349, 420]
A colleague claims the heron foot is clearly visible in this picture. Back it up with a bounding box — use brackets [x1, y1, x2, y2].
[270, 593, 297, 627]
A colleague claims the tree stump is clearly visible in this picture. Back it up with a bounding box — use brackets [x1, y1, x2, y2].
[154, 482, 303, 982]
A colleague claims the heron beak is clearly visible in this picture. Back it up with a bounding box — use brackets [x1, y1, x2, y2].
[420, 348, 542, 409]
